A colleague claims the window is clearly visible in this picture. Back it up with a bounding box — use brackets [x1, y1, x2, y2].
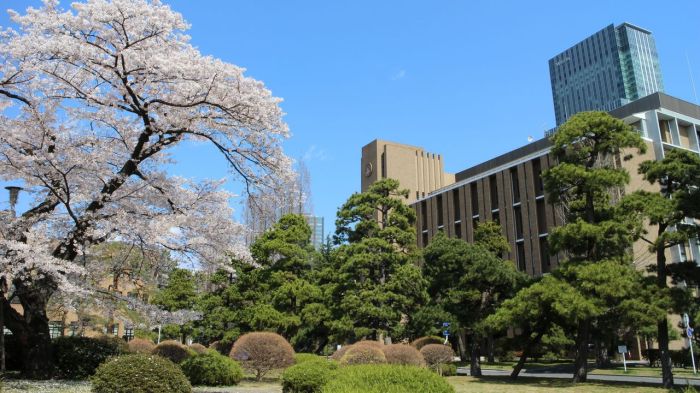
[454, 223, 462, 239]
[510, 168, 520, 204]
[492, 210, 500, 225]
[49, 321, 63, 339]
[659, 119, 672, 143]
[421, 201, 428, 231]
[532, 158, 544, 197]
[422, 232, 429, 247]
[489, 175, 499, 211]
[540, 237, 551, 273]
[452, 189, 461, 221]
[69, 321, 79, 337]
[436, 195, 444, 227]
[514, 206, 524, 240]
[470, 183, 479, 217]
[516, 242, 526, 272]
[112, 323, 119, 336]
[124, 327, 134, 341]
[536, 199, 547, 235]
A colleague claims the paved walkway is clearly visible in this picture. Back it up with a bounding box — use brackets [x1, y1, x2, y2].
[457, 367, 700, 386]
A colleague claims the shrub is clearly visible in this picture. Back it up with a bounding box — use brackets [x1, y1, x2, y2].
[128, 338, 155, 354]
[209, 340, 233, 356]
[296, 353, 325, 364]
[282, 358, 338, 393]
[230, 332, 295, 380]
[322, 364, 455, 393]
[420, 344, 455, 374]
[330, 346, 350, 361]
[339, 345, 386, 365]
[437, 363, 457, 376]
[92, 354, 191, 393]
[52, 335, 128, 379]
[181, 351, 243, 386]
[411, 336, 445, 350]
[188, 343, 208, 354]
[642, 349, 660, 367]
[152, 340, 192, 364]
[383, 344, 425, 366]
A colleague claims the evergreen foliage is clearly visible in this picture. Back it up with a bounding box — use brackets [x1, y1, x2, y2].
[91, 354, 191, 393]
[323, 179, 428, 342]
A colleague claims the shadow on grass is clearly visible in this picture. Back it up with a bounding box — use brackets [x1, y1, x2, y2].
[450, 375, 676, 391]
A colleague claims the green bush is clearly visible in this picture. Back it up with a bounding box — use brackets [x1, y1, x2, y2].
[383, 344, 425, 366]
[420, 344, 455, 372]
[209, 340, 233, 356]
[437, 363, 457, 376]
[188, 343, 208, 355]
[230, 332, 296, 381]
[410, 336, 445, 350]
[52, 335, 128, 379]
[322, 364, 455, 393]
[282, 359, 338, 393]
[92, 354, 191, 393]
[339, 345, 386, 365]
[128, 338, 156, 354]
[152, 340, 193, 364]
[295, 353, 326, 363]
[181, 351, 243, 386]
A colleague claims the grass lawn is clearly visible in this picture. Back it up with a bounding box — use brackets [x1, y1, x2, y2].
[476, 360, 700, 380]
[3, 375, 693, 393]
[1, 380, 282, 393]
[447, 376, 682, 392]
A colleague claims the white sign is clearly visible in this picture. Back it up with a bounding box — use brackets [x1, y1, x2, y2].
[617, 345, 627, 354]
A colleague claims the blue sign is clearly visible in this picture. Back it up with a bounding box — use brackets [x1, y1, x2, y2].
[688, 327, 695, 337]
[443, 330, 450, 337]
[442, 322, 450, 327]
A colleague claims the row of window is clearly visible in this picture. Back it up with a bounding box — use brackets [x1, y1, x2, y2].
[48, 321, 134, 340]
[420, 157, 552, 274]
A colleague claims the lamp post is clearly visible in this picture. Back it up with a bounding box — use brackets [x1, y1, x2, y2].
[1, 186, 21, 373]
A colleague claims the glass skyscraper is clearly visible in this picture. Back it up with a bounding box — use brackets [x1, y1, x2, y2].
[549, 23, 664, 125]
[304, 215, 324, 250]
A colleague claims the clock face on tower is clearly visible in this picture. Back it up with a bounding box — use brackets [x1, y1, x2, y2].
[365, 162, 373, 177]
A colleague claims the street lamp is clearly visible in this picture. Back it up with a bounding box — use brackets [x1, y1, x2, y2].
[5, 186, 22, 217]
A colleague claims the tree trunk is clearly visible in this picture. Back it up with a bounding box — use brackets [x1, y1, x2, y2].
[572, 319, 590, 383]
[594, 338, 611, 368]
[655, 231, 674, 388]
[4, 283, 54, 379]
[511, 331, 544, 379]
[457, 331, 467, 361]
[470, 335, 482, 377]
[487, 334, 495, 363]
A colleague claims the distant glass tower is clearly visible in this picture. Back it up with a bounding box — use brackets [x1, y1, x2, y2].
[304, 215, 324, 250]
[549, 23, 664, 125]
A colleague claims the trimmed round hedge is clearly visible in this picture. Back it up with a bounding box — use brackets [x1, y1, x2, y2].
[383, 344, 425, 366]
[188, 343, 208, 354]
[282, 358, 338, 393]
[91, 354, 191, 393]
[181, 351, 243, 386]
[322, 364, 455, 393]
[420, 344, 455, 374]
[152, 340, 192, 364]
[52, 335, 128, 379]
[230, 332, 295, 381]
[128, 338, 156, 354]
[411, 336, 445, 350]
[339, 345, 386, 365]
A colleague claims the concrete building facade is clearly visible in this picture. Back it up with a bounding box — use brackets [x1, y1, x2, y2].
[412, 93, 700, 277]
[361, 139, 455, 204]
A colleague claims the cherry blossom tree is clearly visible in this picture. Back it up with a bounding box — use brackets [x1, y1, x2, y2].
[0, 0, 293, 377]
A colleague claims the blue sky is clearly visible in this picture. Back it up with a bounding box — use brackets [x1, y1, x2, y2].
[2, 0, 700, 237]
